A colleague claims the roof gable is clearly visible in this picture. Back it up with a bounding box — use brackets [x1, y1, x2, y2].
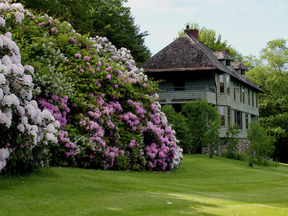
[141, 33, 263, 93]
[141, 34, 218, 71]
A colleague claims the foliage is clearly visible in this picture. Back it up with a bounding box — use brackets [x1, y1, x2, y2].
[221, 150, 247, 161]
[161, 105, 192, 153]
[16, 0, 151, 65]
[0, 1, 183, 174]
[182, 100, 220, 154]
[224, 123, 240, 158]
[202, 116, 221, 158]
[247, 39, 288, 163]
[0, 1, 59, 174]
[176, 22, 243, 61]
[246, 122, 275, 167]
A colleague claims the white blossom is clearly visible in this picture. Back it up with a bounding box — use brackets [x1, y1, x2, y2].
[0, 73, 5, 84]
[17, 123, 25, 133]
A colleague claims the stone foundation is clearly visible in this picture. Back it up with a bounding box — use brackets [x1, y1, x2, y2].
[203, 139, 250, 156]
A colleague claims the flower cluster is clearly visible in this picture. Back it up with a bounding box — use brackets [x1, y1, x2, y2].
[0, 147, 9, 171]
[0, 2, 59, 174]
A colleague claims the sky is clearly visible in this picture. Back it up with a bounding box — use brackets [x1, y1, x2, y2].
[124, 0, 288, 57]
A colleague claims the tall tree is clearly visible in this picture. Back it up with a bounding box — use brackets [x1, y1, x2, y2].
[176, 23, 243, 61]
[16, 0, 151, 65]
[182, 100, 220, 154]
[247, 39, 288, 162]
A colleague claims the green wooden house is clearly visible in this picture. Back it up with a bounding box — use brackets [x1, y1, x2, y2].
[140, 29, 263, 139]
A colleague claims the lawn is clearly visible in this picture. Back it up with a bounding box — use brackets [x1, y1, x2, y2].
[1, 154, 288, 216]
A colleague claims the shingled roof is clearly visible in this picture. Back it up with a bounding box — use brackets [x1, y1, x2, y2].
[232, 62, 248, 70]
[140, 32, 263, 93]
[213, 50, 234, 60]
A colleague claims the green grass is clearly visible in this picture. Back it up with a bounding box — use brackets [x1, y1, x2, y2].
[1, 154, 288, 216]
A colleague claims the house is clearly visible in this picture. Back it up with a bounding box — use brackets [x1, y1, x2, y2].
[140, 29, 263, 141]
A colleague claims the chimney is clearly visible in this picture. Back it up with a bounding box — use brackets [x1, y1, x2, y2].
[184, 27, 199, 41]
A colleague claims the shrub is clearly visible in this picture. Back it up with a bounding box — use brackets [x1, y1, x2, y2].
[182, 100, 220, 155]
[161, 105, 192, 153]
[0, 1, 59, 174]
[246, 122, 275, 167]
[224, 123, 240, 158]
[1, 1, 183, 174]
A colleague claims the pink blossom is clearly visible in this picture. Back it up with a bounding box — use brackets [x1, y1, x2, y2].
[51, 27, 57, 34]
[74, 53, 81, 59]
[106, 74, 111, 80]
[84, 56, 90, 61]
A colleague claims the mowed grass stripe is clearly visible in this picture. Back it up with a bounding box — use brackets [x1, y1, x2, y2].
[1, 154, 288, 215]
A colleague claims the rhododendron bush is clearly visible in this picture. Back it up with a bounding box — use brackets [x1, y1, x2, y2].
[0, 1, 59, 174]
[0, 0, 183, 174]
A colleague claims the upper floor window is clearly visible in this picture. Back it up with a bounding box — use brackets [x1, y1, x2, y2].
[220, 75, 224, 93]
[240, 86, 242, 102]
[234, 84, 236, 100]
[220, 106, 225, 126]
[256, 94, 258, 107]
[252, 92, 254, 106]
[242, 87, 245, 103]
[241, 70, 245, 75]
[226, 75, 230, 94]
[226, 60, 231, 66]
[174, 79, 185, 91]
[248, 90, 250, 105]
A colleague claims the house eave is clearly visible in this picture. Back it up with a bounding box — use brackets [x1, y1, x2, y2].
[143, 66, 216, 72]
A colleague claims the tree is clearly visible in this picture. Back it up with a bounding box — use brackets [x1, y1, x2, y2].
[224, 123, 240, 158]
[176, 22, 243, 61]
[202, 117, 221, 158]
[247, 39, 288, 162]
[16, 0, 151, 65]
[161, 105, 192, 153]
[182, 100, 220, 154]
[246, 122, 275, 167]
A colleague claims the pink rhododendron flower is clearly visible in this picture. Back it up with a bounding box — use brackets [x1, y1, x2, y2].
[74, 53, 81, 59]
[84, 56, 90, 61]
[51, 27, 57, 34]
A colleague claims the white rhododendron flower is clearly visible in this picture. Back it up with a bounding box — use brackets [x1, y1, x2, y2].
[2, 94, 20, 107]
[17, 123, 25, 133]
[47, 123, 57, 133]
[0, 73, 5, 84]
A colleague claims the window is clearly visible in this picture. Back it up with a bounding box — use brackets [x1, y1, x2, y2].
[226, 75, 230, 94]
[252, 92, 254, 106]
[245, 113, 249, 129]
[233, 84, 236, 100]
[248, 90, 250, 105]
[241, 70, 245, 75]
[220, 75, 224, 93]
[251, 114, 257, 123]
[234, 110, 242, 129]
[256, 94, 258, 107]
[174, 79, 185, 91]
[242, 87, 245, 103]
[226, 60, 231, 66]
[227, 107, 231, 124]
[220, 106, 225, 126]
[240, 86, 242, 102]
